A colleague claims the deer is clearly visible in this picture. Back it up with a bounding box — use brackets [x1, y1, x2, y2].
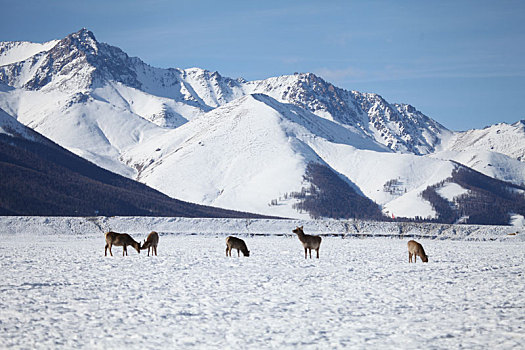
[104, 231, 141, 256]
[407, 240, 428, 263]
[225, 236, 250, 257]
[292, 226, 322, 259]
[141, 231, 159, 256]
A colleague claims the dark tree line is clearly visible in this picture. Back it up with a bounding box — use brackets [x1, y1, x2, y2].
[290, 162, 384, 220]
[452, 166, 525, 225]
[421, 186, 458, 224]
[421, 165, 525, 225]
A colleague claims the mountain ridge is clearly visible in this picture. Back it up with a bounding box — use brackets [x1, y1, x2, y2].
[1, 29, 524, 223]
[0, 29, 451, 154]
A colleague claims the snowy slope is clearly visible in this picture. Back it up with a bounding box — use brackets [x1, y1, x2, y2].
[123, 94, 359, 218]
[0, 86, 165, 178]
[431, 149, 525, 186]
[0, 39, 58, 66]
[119, 93, 465, 219]
[0, 28, 524, 221]
[0, 106, 49, 143]
[304, 138, 459, 218]
[0, 115, 265, 218]
[240, 73, 453, 155]
[432, 121, 525, 186]
[442, 120, 525, 161]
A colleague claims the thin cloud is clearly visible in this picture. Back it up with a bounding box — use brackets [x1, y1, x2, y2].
[314, 67, 367, 83]
[315, 62, 525, 85]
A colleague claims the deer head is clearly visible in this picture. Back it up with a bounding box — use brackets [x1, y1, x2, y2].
[292, 226, 304, 235]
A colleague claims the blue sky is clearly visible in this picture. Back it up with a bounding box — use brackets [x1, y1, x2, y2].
[1, 0, 524, 131]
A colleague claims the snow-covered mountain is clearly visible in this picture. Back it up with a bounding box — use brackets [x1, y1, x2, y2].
[0, 108, 265, 218]
[1, 29, 524, 223]
[441, 120, 525, 162]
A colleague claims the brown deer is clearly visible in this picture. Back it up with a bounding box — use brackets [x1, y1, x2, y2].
[104, 231, 141, 256]
[141, 231, 159, 256]
[293, 226, 322, 259]
[407, 240, 428, 263]
[225, 236, 250, 257]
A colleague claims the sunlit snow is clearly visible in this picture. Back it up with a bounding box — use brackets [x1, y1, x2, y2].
[1, 217, 523, 349]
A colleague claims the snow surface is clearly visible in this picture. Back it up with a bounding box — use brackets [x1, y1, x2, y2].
[0, 107, 35, 139]
[437, 183, 469, 202]
[511, 214, 525, 227]
[442, 121, 525, 162]
[0, 87, 166, 178]
[122, 94, 393, 217]
[0, 40, 58, 66]
[2, 216, 523, 239]
[431, 150, 525, 187]
[1, 216, 524, 349]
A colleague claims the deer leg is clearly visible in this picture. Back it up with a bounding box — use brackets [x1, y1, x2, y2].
[316, 248, 319, 259]
[108, 244, 113, 257]
[148, 247, 151, 256]
[409, 253, 412, 263]
[237, 249, 240, 257]
[123, 246, 127, 256]
[105, 243, 108, 256]
[154, 246, 157, 256]
[304, 247, 307, 259]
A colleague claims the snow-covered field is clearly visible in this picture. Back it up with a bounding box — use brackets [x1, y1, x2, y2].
[1, 217, 524, 349]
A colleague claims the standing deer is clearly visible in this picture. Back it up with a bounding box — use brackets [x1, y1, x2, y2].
[141, 231, 159, 256]
[407, 240, 428, 263]
[293, 226, 322, 259]
[225, 236, 250, 257]
[104, 231, 141, 256]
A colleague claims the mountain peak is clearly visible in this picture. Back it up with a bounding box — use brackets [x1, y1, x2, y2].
[68, 28, 97, 41]
[62, 28, 98, 54]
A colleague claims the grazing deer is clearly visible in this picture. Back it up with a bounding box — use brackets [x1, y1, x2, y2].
[104, 231, 141, 256]
[225, 236, 250, 257]
[293, 226, 322, 259]
[141, 231, 159, 256]
[407, 240, 428, 263]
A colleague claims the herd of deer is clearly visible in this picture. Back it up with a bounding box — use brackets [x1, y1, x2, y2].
[104, 226, 429, 263]
[104, 230, 159, 256]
